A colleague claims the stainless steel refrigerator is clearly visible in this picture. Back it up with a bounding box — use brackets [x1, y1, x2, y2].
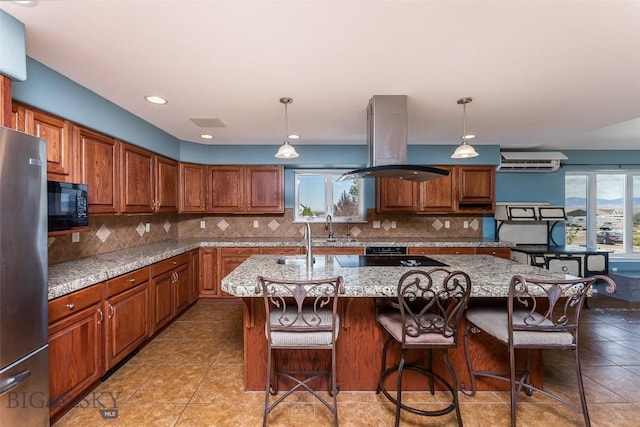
[0, 126, 49, 426]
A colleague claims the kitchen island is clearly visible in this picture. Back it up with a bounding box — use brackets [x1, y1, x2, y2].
[222, 254, 577, 392]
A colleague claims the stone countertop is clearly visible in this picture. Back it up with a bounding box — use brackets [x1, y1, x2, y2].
[47, 237, 512, 300]
[221, 254, 577, 298]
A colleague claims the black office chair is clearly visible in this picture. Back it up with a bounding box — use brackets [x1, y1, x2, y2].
[376, 268, 472, 427]
[461, 274, 616, 426]
[256, 275, 345, 427]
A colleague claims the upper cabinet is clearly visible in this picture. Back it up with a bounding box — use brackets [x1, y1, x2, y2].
[207, 165, 284, 214]
[13, 104, 76, 182]
[376, 165, 494, 214]
[457, 165, 495, 213]
[76, 127, 120, 214]
[180, 162, 207, 212]
[120, 142, 155, 213]
[154, 155, 179, 213]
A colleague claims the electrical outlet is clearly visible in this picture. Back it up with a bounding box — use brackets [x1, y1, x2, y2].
[145, 223, 151, 232]
[253, 220, 259, 228]
[200, 220, 205, 229]
[463, 221, 469, 229]
[445, 220, 450, 229]
[71, 232, 80, 243]
[373, 221, 381, 229]
[391, 221, 396, 229]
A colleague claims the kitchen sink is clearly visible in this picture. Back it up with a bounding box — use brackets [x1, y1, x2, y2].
[313, 238, 357, 243]
[276, 257, 316, 266]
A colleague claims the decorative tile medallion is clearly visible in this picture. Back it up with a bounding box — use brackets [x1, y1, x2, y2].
[136, 222, 146, 237]
[268, 219, 280, 231]
[164, 220, 171, 233]
[432, 219, 444, 230]
[217, 219, 229, 231]
[98, 224, 112, 242]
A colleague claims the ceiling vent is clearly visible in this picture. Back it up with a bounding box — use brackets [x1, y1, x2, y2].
[497, 151, 567, 173]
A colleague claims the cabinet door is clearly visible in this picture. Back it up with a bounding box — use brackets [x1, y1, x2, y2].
[77, 127, 120, 214]
[27, 109, 75, 182]
[246, 166, 284, 213]
[48, 303, 103, 418]
[421, 165, 457, 212]
[407, 247, 439, 255]
[120, 143, 155, 213]
[180, 162, 207, 212]
[376, 178, 419, 212]
[174, 264, 190, 314]
[207, 166, 244, 213]
[104, 282, 150, 370]
[458, 166, 495, 203]
[11, 103, 26, 131]
[151, 271, 175, 333]
[155, 155, 179, 212]
[199, 247, 218, 297]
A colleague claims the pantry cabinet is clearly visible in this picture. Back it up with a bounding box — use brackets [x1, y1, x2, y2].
[207, 165, 284, 213]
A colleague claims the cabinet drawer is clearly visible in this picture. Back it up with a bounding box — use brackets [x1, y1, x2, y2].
[49, 284, 103, 324]
[261, 247, 303, 255]
[476, 247, 511, 259]
[407, 247, 439, 255]
[438, 247, 476, 255]
[151, 253, 190, 276]
[106, 268, 150, 297]
[220, 247, 261, 257]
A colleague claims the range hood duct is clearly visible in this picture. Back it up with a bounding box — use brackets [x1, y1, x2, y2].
[338, 95, 448, 182]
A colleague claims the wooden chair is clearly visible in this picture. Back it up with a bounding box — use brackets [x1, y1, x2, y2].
[376, 269, 472, 427]
[256, 275, 345, 427]
[461, 274, 616, 426]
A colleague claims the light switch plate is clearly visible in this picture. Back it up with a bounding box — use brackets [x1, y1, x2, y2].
[145, 223, 151, 232]
[445, 221, 450, 229]
[253, 220, 259, 228]
[373, 221, 381, 229]
[200, 220, 206, 229]
[71, 232, 80, 243]
[391, 221, 396, 229]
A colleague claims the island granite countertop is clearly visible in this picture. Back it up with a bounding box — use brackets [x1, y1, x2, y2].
[221, 254, 577, 298]
[47, 237, 512, 300]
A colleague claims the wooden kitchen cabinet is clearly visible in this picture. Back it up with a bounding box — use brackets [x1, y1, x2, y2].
[407, 247, 439, 255]
[155, 155, 179, 212]
[376, 165, 457, 213]
[199, 247, 218, 297]
[76, 127, 120, 214]
[150, 253, 190, 333]
[180, 162, 207, 212]
[475, 247, 511, 259]
[207, 165, 284, 213]
[104, 268, 150, 370]
[48, 284, 103, 420]
[457, 165, 495, 213]
[314, 247, 364, 255]
[10, 102, 26, 132]
[188, 249, 200, 304]
[120, 142, 155, 213]
[21, 106, 75, 182]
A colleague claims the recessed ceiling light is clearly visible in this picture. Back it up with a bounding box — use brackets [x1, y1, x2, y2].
[288, 134, 300, 139]
[200, 134, 214, 139]
[145, 95, 167, 105]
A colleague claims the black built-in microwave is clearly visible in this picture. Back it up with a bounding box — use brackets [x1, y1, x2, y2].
[47, 181, 89, 231]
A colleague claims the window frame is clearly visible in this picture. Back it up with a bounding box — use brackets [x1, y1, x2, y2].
[566, 171, 640, 259]
[293, 169, 366, 223]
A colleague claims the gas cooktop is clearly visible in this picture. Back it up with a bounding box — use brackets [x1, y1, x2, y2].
[334, 255, 449, 268]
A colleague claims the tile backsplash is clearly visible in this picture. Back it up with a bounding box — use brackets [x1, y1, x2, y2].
[48, 209, 483, 265]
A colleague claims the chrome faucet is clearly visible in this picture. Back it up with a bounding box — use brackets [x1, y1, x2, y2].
[304, 222, 313, 269]
[325, 215, 334, 240]
[346, 218, 352, 241]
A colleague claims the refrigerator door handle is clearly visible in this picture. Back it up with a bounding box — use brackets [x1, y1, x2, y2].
[0, 370, 31, 396]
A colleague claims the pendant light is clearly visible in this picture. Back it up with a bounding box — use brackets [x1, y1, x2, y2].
[450, 97, 479, 159]
[275, 97, 299, 159]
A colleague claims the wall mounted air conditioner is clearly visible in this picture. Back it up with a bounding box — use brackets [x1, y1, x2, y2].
[496, 151, 567, 172]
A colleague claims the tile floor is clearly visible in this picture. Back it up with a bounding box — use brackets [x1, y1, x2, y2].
[54, 294, 640, 426]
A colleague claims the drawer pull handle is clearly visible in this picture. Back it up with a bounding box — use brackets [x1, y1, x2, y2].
[173, 261, 177, 265]
[66, 303, 75, 310]
[129, 278, 136, 283]
[98, 308, 104, 324]
[109, 304, 115, 319]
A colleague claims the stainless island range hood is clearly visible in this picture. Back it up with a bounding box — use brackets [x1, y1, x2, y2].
[338, 95, 449, 182]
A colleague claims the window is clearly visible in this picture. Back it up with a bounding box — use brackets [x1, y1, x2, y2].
[294, 170, 365, 222]
[565, 172, 640, 256]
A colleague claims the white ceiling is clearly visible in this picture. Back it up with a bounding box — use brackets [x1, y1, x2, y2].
[3, 0, 640, 150]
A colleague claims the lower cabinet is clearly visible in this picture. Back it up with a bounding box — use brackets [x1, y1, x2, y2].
[48, 284, 103, 420]
[408, 246, 511, 259]
[150, 253, 190, 333]
[104, 268, 150, 370]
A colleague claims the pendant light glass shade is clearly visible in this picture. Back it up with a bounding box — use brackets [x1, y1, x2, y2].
[451, 97, 479, 159]
[275, 97, 299, 159]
